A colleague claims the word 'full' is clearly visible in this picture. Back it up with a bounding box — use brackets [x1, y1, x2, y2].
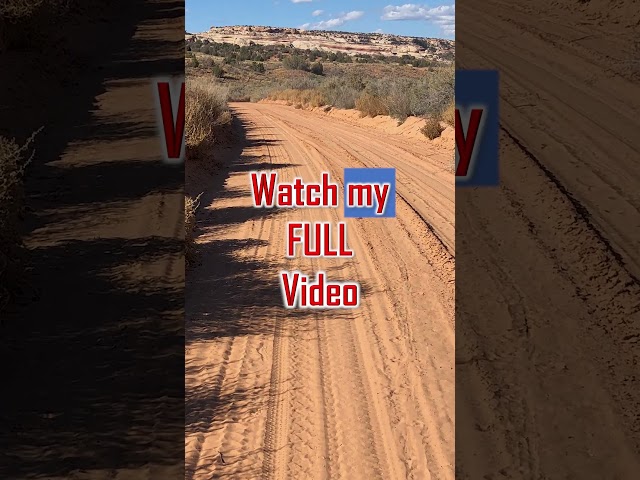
[287, 222, 354, 258]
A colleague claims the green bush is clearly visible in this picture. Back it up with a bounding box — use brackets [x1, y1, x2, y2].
[409, 65, 454, 118]
[212, 63, 224, 78]
[310, 61, 324, 75]
[282, 54, 310, 71]
[251, 61, 265, 73]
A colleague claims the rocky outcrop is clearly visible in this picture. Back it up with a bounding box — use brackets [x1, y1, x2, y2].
[187, 25, 454, 61]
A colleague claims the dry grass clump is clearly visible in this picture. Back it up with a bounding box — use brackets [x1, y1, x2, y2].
[355, 92, 389, 118]
[185, 193, 202, 267]
[269, 88, 327, 108]
[441, 102, 455, 127]
[185, 78, 231, 158]
[0, 129, 41, 311]
[421, 116, 445, 140]
[320, 79, 360, 109]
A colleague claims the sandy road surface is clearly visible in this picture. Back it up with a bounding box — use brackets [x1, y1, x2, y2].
[186, 102, 455, 479]
[457, 1, 640, 478]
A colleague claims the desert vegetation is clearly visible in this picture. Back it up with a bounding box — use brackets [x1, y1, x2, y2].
[184, 193, 202, 267]
[183, 77, 231, 264]
[0, 130, 40, 311]
[0, 0, 78, 52]
[185, 77, 231, 158]
[186, 40, 454, 138]
[187, 38, 442, 68]
[0, 0, 72, 18]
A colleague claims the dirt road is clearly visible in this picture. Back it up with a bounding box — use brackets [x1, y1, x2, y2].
[186, 102, 455, 480]
[456, 1, 640, 478]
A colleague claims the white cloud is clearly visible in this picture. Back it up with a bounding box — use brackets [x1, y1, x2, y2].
[375, 28, 384, 33]
[312, 9, 324, 16]
[291, 0, 312, 3]
[381, 4, 455, 36]
[305, 10, 364, 30]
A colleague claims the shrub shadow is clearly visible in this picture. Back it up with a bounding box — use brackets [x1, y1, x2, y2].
[0, 0, 185, 477]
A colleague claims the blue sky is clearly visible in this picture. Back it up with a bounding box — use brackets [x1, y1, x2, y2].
[186, 1, 455, 39]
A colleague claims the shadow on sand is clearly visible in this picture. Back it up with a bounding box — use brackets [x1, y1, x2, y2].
[0, 0, 184, 477]
[185, 109, 372, 478]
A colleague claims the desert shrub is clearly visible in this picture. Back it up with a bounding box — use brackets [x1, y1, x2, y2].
[297, 89, 326, 107]
[185, 78, 231, 157]
[251, 61, 265, 73]
[211, 63, 224, 78]
[310, 61, 324, 75]
[355, 92, 389, 117]
[191, 56, 199, 68]
[282, 75, 322, 90]
[227, 84, 251, 102]
[269, 89, 327, 108]
[344, 72, 366, 91]
[319, 78, 360, 109]
[248, 84, 274, 102]
[358, 78, 415, 122]
[198, 56, 214, 68]
[0, 129, 41, 311]
[384, 78, 413, 122]
[441, 101, 455, 127]
[409, 65, 454, 118]
[421, 116, 445, 139]
[282, 54, 310, 71]
[185, 193, 202, 267]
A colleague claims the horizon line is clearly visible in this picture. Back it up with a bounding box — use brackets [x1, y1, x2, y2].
[186, 24, 455, 42]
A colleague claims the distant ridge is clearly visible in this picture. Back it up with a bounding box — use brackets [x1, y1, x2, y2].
[187, 25, 454, 61]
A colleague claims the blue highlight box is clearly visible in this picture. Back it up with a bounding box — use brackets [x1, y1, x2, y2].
[456, 70, 500, 186]
[343, 168, 396, 218]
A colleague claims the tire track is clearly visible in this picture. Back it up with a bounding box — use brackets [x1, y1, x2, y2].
[266, 108, 455, 479]
[457, 3, 640, 474]
[188, 101, 455, 480]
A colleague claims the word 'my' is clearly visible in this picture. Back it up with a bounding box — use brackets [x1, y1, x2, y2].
[343, 168, 396, 218]
[345, 183, 390, 215]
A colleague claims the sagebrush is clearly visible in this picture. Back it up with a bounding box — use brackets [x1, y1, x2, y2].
[0, 129, 41, 311]
[185, 193, 202, 267]
[185, 78, 231, 158]
[421, 117, 445, 139]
